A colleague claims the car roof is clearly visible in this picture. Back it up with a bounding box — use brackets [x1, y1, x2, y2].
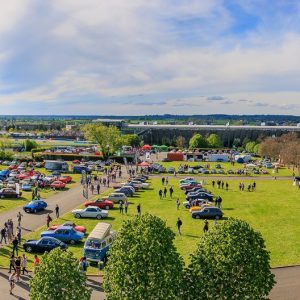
[55, 226, 74, 230]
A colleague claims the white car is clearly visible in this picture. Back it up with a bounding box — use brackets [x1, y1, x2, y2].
[72, 207, 108, 219]
[44, 175, 57, 182]
[129, 181, 149, 189]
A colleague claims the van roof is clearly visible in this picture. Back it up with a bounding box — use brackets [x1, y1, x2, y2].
[88, 222, 112, 240]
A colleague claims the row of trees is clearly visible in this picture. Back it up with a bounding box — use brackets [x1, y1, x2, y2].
[188, 133, 223, 149]
[104, 215, 275, 300]
[259, 133, 300, 171]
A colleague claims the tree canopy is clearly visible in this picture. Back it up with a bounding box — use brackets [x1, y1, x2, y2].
[189, 134, 208, 148]
[207, 134, 223, 148]
[184, 218, 275, 300]
[83, 123, 123, 160]
[104, 214, 184, 300]
[30, 248, 91, 300]
[123, 134, 141, 147]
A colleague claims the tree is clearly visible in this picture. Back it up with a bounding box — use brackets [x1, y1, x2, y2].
[232, 138, 242, 148]
[30, 248, 91, 300]
[104, 214, 184, 300]
[0, 136, 12, 151]
[123, 134, 141, 147]
[83, 123, 123, 160]
[184, 218, 275, 300]
[176, 136, 186, 148]
[189, 134, 208, 149]
[207, 134, 223, 148]
[23, 139, 38, 151]
[245, 141, 257, 153]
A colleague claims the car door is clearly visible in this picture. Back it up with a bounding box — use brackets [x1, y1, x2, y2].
[38, 239, 50, 252]
[54, 229, 64, 241]
[85, 207, 96, 218]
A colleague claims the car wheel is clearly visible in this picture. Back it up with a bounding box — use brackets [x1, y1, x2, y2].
[70, 240, 75, 245]
[196, 215, 200, 219]
[75, 213, 81, 218]
[26, 246, 32, 253]
[186, 205, 190, 209]
[105, 205, 110, 210]
[96, 214, 102, 220]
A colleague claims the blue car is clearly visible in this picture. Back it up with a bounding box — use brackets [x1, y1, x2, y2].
[23, 200, 48, 213]
[22, 183, 32, 192]
[41, 226, 84, 244]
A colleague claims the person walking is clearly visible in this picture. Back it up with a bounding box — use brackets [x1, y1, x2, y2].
[119, 201, 124, 214]
[225, 182, 229, 190]
[78, 257, 89, 274]
[0, 227, 7, 244]
[46, 214, 52, 227]
[124, 200, 129, 215]
[16, 226, 21, 244]
[91, 184, 95, 195]
[165, 177, 169, 185]
[33, 255, 40, 273]
[163, 187, 167, 198]
[8, 272, 16, 295]
[203, 219, 209, 233]
[161, 177, 165, 185]
[12, 236, 19, 256]
[176, 217, 183, 235]
[169, 186, 174, 198]
[15, 256, 21, 282]
[21, 254, 29, 275]
[17, 212, 23, 227]
[55, 204, 60, 218]
[8, 253, 16, 273]
[158, 189, 163, 199]
[212, 180, 215, 188]
[96, 183, 100, 195]
[176, 198, 180, 210]
[137, 204, 141, 217]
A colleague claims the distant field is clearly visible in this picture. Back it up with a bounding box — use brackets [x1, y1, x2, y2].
[1, 176, 299, 273]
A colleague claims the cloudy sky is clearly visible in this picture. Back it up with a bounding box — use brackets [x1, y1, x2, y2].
[1, 0, 300, 115]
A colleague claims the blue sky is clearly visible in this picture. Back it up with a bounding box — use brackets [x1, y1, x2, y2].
[1, 0, 300, 115]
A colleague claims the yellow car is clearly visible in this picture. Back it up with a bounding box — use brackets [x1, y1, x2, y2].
[189, 203, 212, 213]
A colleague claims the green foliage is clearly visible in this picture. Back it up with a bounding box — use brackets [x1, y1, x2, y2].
[83, 123, 123, 160]
[104, 214, 184, 300]
[0, 150, 13, 161]
[232, 138, 242, 148]
[30, 248, 91, 300]
[189, 134, 208, 148]
[123, 134, 141, 147]
[184, 218, 275, 300]
[245, 141, 257, 153]
[0, 136, 12, 151]
[176, 136, 186, 148]
[207, 134, 223, 148]
[23, 139, 38, 151]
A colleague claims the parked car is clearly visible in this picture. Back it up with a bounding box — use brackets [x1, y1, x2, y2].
[84, 199, 114, 210]
[129, 180, 149, 189]
[103, 193, 127, 203]
[186, 192, 213, 201]
[179, 178, 196, 184]
[50, 181, 66, 189]
[58, 175, 72, 183]
[72, 207, 109, 219]
[23, 237, 67, 253]
[115, 187, 134, 197]
[48, 222, 86, 233]
[180, 182, 202, 190]
[73, 165, 92, 174]
[191, 207, 223, 219]
[0, 188, 22, 199]
[21, 182, 32, 191]
[41, 226, 84, 244]
[23, 200, 47, 213]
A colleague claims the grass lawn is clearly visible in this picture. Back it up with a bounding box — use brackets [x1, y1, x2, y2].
[1, 176, 299, 274]
[159, 161, 296, 177]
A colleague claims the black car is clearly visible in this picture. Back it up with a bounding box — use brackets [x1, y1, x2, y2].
[186, 192, 213, 201]
[185, 187, 206, 195]
[115, 187, 134, 197]
[23, 237, 67, 253]
[0, 188, 22, 199]
[192, 207, 223, 219]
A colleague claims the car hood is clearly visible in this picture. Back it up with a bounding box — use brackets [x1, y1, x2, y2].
[23, 240, 38, 245]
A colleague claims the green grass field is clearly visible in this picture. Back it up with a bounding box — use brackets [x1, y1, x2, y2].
[1, 176, 299, 274]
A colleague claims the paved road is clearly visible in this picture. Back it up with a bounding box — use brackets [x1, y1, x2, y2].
[0, 183, 95, 235]
[0, 265, 300, 300]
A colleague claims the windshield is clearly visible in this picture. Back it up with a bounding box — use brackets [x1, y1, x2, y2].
[85, 239, 101, 249]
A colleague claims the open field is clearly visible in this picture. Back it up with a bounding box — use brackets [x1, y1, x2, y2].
[1, 176, 299, 274]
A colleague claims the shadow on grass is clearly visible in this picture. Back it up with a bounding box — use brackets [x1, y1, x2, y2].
[184, 234, 200, 238]
[222, 208, 234, 211]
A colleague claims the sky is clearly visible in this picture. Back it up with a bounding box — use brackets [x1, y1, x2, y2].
[1, 0, 300, 115]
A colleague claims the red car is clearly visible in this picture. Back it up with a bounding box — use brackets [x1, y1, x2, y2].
[180, 183, 202, 191]
[50, 181, 66, 189]
[84, 199, 114, 210]
[58, 175, 72, 184]
[48, 222, 86, 233]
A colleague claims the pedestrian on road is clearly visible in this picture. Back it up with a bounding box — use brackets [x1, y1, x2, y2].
[12, 236, 19, 256]
[46, 214, 52, 228]
[16, 226, 21, 244]
[176, 198, 180, 210]
[176, 217, 182, 235]
[21, 254, 29, 275]
[124, 200, 129, 215]
[137, 204, 141, 217]
[91, 184, 95, 194]
[96, 183, 100, 194]
[55, 205, 59, 218]
[0, 227, 7, 244]
[203, 219, 209, 233]
[17, 212, 23, 227]
[8, 272, 16, 295]
[8, 253, 16, 273]
[15, 256, 21, 282]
